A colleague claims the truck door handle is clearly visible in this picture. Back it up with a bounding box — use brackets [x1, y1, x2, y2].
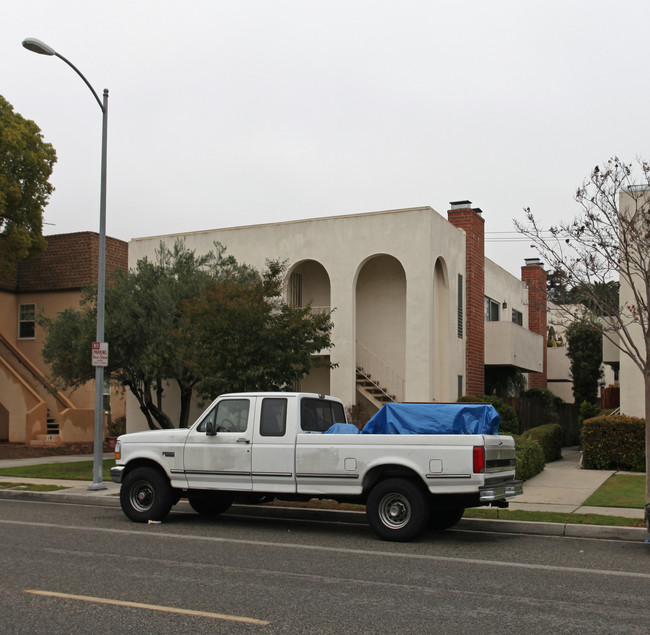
[236, 438, 250, 444]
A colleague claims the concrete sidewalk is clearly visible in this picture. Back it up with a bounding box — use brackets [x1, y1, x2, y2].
[0, 448, 647, 541]
[508, 447, 645, 520]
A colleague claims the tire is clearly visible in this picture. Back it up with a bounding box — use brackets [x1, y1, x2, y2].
[430, 506, 465, 531]
[120, 467, 174, 523]
[366, 478, 430, 542]
[187, 491, 234, 517]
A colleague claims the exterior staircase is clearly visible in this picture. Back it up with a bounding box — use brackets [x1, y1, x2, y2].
[356, 341, 405, 410]
[0, 332, 69, 445]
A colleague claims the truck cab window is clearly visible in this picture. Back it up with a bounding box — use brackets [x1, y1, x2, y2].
[300, 398, 346, 432]
[198, 399, 250, 433]
[260, 398, 287, 436]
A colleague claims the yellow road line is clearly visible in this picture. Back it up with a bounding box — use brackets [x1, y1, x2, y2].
[24, 590, 269, 625]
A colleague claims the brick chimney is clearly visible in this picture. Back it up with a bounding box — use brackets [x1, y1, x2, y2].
[448, 201, 485, 396]
[522, 258, 547, 389]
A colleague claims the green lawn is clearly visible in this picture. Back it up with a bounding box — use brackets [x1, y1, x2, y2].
[583, 474, 645, 509]
[0, 482, 68, 492]
[0, 459, 114, 481]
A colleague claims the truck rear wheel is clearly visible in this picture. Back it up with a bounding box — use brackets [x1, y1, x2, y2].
[430, 506, 465, 531]
[188, 491, 234, 517]
[366, 478, 430, 542]
[120, 467, 173, 523]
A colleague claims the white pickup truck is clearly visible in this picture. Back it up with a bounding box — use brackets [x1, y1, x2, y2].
[111, 392, 522, 541]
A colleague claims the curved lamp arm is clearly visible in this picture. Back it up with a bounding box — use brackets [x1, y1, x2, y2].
[22, 37, 105, 112]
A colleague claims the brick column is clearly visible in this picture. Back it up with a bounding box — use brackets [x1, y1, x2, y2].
[448, 201, 485, 396]
[521, 260, 547, 389]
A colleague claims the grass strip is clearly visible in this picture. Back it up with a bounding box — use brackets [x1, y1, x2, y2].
[0, 460, 114, 481]
[462, 507, 645, 528]
[582, 474, 645, 509]
[0, 482, 68, 492]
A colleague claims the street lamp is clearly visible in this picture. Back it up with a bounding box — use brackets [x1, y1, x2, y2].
[23, 37, 109, 490]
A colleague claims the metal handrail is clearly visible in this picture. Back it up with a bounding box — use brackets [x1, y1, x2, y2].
[356, 341, 405, 403]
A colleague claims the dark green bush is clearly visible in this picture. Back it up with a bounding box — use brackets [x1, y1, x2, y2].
[578, 400, 601, 426]
[523, 423, 563, 462]
[582, 415, 645, 471]
[522, 388, 561, 423]
[458, 394, 519, 435]
[513, 434, 545, 481]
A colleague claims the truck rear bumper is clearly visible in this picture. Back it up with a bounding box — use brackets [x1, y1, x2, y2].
[479, 480, 523, 502]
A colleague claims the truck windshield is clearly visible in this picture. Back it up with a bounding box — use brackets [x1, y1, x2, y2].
[300, 398, 346, 432]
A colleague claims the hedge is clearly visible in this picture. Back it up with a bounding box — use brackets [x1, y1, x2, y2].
[523, 423, 563, 463]
[513, 434, 545, 481]
[581, 415, 645, 471]
[458, 394, 519, 435]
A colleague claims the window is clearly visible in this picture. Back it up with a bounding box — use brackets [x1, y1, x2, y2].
[198, 399, 250, 433]
[289, 272, 302, 308]
[457, 274, 463, 338]
[484, 296, 500, 322]
[19, 304, 36, 339]
[300, 398, 346, 432]
[260, 398, 287, 437]
[457, 375, 463, 400]
[512, 309, 523, 326]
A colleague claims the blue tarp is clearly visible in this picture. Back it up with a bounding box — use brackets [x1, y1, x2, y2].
[358, 403, 501, 435]
[322, 423, 360, 434]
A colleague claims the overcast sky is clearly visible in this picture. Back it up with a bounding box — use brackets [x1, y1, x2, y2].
[5, 1, 649, 277]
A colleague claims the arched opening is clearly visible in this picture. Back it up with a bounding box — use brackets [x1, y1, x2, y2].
[355, 255, 406, 411]
[433, 257, 450, 400]
[286, 260, 332, 394]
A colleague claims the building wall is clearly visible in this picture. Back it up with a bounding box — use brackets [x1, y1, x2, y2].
[126, 204, 545, 432]
[0, 232, 128, 442]
[127, 206, 468, 430]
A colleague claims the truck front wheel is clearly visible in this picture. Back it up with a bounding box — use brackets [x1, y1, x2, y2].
[120, 467, 173, 523]
[188, 491, 234, 517]
[366, 478, 430, 542]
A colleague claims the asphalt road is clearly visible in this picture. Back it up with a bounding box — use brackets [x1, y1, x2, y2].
[1, 498, 648, 634]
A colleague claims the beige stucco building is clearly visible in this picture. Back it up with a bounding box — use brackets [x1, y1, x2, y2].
[0, 232, 127, 444]
[127, 203, 546, 432]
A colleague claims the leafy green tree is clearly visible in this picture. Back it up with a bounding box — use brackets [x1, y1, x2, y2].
[0, 95, 56, 275]
[565, 319, 603, 407]
[42, 241, 334, 429]
[177, 259, 334, 401]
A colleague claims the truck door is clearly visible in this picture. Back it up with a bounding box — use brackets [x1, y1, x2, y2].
[183, 397, 254, 490]
[251, 396, 296, 493]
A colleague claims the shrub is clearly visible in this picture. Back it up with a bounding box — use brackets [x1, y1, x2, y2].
[578, 400, 601, 428]
[521, 388, 560, 423]
[513, 434, 545, 481]
[458, 394, 519, 435]
[582, 415, 645, 471]
[523, 423, 563, 462]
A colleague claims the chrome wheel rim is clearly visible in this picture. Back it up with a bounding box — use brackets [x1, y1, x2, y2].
[129, 480, 155, 512]
[377, 493, 411, 529]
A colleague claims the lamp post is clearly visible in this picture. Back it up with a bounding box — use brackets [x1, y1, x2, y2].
[23, 37, 108, 490]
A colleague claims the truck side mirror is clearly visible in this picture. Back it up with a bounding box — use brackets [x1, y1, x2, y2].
[205, 419, 217, 436]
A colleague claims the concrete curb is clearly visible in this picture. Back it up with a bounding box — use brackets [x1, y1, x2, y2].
[1, 489, 647, 541]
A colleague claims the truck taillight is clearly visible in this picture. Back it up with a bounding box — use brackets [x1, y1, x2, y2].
[473, 446, 485, 473]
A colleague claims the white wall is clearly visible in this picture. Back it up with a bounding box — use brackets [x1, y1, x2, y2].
[127, 206, 468, 431]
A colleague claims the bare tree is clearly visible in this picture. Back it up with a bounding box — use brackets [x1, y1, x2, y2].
[515, 157, 650, 531]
